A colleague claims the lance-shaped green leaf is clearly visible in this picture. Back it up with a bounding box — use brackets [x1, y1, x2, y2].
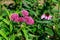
[0, 29, 8, 40]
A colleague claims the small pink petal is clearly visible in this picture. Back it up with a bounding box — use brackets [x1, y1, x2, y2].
[10, 13, 19, 21]
[41, 14, 45, 19]
[21, 10, 29, 16]
[24, 16, 34, 25]
[19, 17, 25, 22]
[45, 16, 48, 20]
[14, 17, 20, 22]
[47, 15, 52, 20]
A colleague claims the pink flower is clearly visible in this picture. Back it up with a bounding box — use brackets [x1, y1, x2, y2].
[24, 16, 34, 25]
[14, 17, 20, 22]
[21, 10, 29, 16]
[19, 17, 25, 22]
[41, 13, 52, 20]
[10, 13, 19, 22]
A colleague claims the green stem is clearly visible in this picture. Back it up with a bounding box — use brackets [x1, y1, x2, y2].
[22, 27, 29, 40]
[21, 23, 29, 40]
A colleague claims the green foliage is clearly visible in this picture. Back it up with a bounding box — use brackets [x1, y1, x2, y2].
[0, 0, 60, 40]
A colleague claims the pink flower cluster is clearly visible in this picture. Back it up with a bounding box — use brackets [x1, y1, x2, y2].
[10, 10, 34, 25]
[24, 16, 34, 25]
[21, 10, 34, 25]
[10, 13, 19, 22]
[41, 13, 52, 20]
[21, 10, 29, 16]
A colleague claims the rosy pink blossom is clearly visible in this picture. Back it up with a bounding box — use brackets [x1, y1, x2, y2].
[19, 17, 25, 22]
[21, 10, 29, 16]
[41, 13, 52, 20]
[10, 13, 19, 22]
[9, 11, 34, 25]
[14, 17, 20, 22]
[24, 16, 34, 25]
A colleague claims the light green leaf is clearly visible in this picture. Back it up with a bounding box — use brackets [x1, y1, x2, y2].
[45, 27, 54, 36]
[3, 19, 10, 25]
[0, 29, 8, 40]
[22, 27, 29, 40]
[9, 34, 15, 40]
[10, 24, 13, 32]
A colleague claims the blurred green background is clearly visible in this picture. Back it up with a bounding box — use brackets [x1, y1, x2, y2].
[0, 0, 60, 40]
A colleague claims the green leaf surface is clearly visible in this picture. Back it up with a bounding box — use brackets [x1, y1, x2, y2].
[45, 27, 54, 36]
[0, 29, 8, 40]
